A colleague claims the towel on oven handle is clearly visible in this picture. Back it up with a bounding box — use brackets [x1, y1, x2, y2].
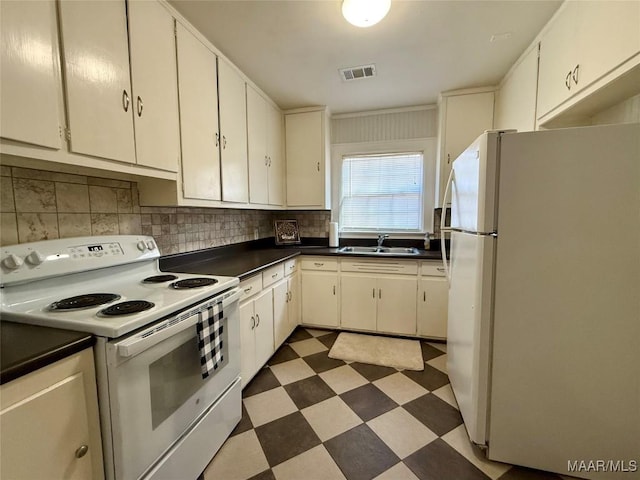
[196, 301, 224, 379]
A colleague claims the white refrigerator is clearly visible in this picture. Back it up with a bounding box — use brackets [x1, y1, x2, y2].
[442, 123, 640, 479]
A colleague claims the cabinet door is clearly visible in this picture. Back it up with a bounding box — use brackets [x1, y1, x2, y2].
[273, 281, 289, 349]
[267, 104, 284, 205]
[376, 276, 418, 335]
[176, 23, 221, 201]
[0, 373, 93, 479]
[239, 301, 257, 387]
[417, 277, 449, 338]
[301, 271, 339, 327]
[254, 289, 274, 368]
[340, 274, 377, 331]
[218, 60, 249, 203]
[127, 0, 179, 172]
[1, 0, 61, 149]
[285, 111, 325, 207]
[288, 273, 301, 333]
[247, 85, 268, 204]
[58, 0, 135, 163]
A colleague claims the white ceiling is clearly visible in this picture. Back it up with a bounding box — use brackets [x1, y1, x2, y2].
[168, 0, 562, 114]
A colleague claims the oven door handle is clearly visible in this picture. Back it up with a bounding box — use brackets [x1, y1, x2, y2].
[117, 288, 240, 358]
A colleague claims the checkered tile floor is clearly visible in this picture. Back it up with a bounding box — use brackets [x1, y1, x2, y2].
[199, 327, 575, 480]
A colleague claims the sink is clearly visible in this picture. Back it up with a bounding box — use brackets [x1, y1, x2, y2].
[338, 246, 420, 256]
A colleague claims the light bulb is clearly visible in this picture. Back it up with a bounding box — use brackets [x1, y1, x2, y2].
[342, 0, 391, 28]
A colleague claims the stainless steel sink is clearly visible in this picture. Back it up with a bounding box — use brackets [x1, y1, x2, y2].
[338, 246, 420, 256]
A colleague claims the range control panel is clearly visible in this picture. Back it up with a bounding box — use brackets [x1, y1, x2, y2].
[0, 235, 159, 286]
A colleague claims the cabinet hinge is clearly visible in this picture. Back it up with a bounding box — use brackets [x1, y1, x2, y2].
[59, 126, 71, 141]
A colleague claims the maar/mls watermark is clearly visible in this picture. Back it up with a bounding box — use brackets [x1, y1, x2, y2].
[568, 459, 638, 474]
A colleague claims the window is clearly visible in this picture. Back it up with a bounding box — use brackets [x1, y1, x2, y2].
[340, 152, 424, 232]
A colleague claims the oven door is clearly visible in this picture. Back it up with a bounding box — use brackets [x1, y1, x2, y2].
[105, 288, 240, 480]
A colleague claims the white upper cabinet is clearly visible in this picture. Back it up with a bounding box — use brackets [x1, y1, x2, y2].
[127, 0, 180, 172]
[218, 60, 249, 203]
[537, 0, 640, 123]
[175, 22, 221, 201]
[285, 108, 331, 209]
[247, 85, 283, 206]
[58, 0, 136, 163]
[0, 0, 61, 149]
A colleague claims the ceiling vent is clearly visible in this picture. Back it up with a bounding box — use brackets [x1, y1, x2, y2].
[339, 64, 376, 82]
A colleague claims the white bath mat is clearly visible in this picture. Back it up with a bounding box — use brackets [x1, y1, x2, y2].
[328, 332, 424, 371]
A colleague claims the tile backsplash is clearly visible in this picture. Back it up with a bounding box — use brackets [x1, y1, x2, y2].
[0, 165, 330, 254]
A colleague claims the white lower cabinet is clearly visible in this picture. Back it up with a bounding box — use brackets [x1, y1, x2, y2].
[239, 288, 273, 388]
[0, 348, 103, 480]
[301, 271, 339, 328]
[273, 280, 289, 349]
[340, 274, 377, 331]
[417, 262, 449, 338]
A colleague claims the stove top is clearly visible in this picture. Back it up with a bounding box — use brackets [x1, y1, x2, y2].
[0, 236, 239, 338]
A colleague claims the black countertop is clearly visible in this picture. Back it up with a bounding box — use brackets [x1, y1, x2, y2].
[0, 321, 94, 385]
[160, 238, 444, 280]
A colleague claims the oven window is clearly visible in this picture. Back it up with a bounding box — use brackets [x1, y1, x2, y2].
[148, 319, 229, 429]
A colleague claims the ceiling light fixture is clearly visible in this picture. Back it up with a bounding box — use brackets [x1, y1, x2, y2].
[342, 0, 391, 28]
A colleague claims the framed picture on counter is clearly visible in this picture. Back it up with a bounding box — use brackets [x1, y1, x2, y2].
[274, 220, 301, 245]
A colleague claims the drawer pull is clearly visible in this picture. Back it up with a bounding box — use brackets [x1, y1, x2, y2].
[372, 288, 375, 298]
[437, 268, 445, 272]
[423, 291, 426, 302]
[314, 262, 324, 267]
[272, 273, 278, 279]
[244, 286, 253, 294]
[333, 285, 336, 295]
[75, 445, 89, 458]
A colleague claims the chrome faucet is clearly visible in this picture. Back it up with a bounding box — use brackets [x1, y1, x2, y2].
[377, 234, 389, 248]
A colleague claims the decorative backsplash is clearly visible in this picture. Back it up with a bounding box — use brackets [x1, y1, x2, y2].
[0, 165, 330, 255]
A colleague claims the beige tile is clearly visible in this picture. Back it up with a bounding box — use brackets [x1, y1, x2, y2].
[428, 341, 447, 353]
[373, 372, 429, 405]
[91, 213, 119, 235]
[442, 425, 511, 479]
[116, 188, 132, 213]
[368, 407, 438, 459]
[13, 178, 56, 212]
[243, 386, 297, 427]
[305, 329, 332, 337]
[202, 429, 269, 480]
[269, 358, 316, 386]
[432, 384, 459, 409]
[0, 165, 11, 177]
[0, 213, 18, 245]
[289, 338, 328, 357]
[118, 214, 141, 235]
[318, 365, 368, 394]
[373, 462, 420, 480]
[1, 176, 15, 212]
[272, 445, 346, 480]
[58, 213, 91, 238]
[55, 182, 89, 213]
[131, 184, 140, 213]
[426, 354, 447, 374]
[16, 213, 59, 242]
[301, 396, 362, 442]
[89, 186, 118, 213]
[87, 177, 130, 189]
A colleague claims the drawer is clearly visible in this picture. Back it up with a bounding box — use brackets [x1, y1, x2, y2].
[263, 263, 285, 288]
[239, 274, 262, 302]
[284, 258, 297, 276]
[300, 257, 338, 271]
[341, 259, 418, 275]
[421, 261, 446, 277]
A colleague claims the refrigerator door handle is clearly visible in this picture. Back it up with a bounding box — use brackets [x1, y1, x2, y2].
[440, 167, 455, 285]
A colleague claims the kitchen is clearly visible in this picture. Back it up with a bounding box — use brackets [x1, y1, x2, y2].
[0, 1, 639, 479]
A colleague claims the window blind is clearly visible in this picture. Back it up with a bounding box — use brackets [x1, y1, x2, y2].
[340, 152, 423, 232]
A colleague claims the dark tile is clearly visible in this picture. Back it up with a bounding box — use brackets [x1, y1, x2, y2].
[403, 393, 463, 436]
[196, 472, 204, 480]
[230, 402, 253, 437]
[404, 439, 490, 480]
[350, 362, 397, 381]
[420, 342, 446, 362]
[287, 327, 313, 343]
[497, 466, 563, 480]
[284, 375, 336, 410]
[243, 367, 281, 398]
[402, 364, 450, 391]
[324, 424, 399, 480]
[254, 411, 321, 467]
[340, 384, 397, 422]
[317, 331, 339, 349]
[267, 344, 300, 366]
[248, 469, 276, 480]
[303, 350, 346, 373]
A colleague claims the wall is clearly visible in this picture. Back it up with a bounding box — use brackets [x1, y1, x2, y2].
[0, 165, 327, 254]
[590, 93, 640, 125]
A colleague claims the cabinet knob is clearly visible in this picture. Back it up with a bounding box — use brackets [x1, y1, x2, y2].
[75, 445, 89, 458]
